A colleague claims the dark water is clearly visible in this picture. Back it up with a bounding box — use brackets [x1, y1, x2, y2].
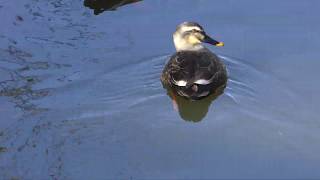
[1, 0, 320, 179]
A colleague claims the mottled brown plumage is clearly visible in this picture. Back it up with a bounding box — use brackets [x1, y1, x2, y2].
[161, 50, 227, 100]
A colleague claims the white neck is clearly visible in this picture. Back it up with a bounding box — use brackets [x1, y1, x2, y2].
[173, 34, 204, 52]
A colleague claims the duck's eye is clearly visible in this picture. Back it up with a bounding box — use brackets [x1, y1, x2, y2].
[193, 29, 204, 34]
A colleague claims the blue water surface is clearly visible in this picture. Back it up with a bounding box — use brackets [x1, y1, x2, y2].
[1, 0, 320, 179]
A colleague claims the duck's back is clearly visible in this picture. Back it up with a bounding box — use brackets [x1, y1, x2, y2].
[161, 50, 227, 100]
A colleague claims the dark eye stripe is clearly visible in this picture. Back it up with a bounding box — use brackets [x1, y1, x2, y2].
[181, 29, 204, 37]
[188, 29, 203, 33]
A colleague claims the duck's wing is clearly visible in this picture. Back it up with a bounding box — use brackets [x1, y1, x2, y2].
[162, 52, 194, 87]
[166, 51, 226, 86]
[162, 51, 227, 99]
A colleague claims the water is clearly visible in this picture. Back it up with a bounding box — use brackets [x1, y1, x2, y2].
[1, 0, 320, 179]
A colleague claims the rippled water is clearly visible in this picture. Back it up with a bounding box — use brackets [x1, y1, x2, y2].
[1, 0, 320, 179]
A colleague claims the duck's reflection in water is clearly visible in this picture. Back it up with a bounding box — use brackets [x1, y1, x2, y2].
[84, 0, 142, 15]
[165, 86, 225, 122]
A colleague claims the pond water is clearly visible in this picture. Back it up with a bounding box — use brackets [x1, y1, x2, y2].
[1, 0, 320, 179]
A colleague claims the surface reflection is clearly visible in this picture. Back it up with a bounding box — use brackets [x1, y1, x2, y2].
[84, 0, 142, 15]
[165, 86, 225, 122]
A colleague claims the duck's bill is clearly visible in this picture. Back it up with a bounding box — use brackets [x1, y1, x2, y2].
[203, 34, 224, 46]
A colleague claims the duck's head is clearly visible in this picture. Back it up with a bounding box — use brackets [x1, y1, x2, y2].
[173, 22, 224, 51]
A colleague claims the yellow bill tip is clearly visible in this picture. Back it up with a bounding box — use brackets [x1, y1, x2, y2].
[216, 42, 224, 47]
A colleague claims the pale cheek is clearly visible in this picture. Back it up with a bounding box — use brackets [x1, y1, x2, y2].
[188, 36, 200, 44]
[198, 34, 205, 41]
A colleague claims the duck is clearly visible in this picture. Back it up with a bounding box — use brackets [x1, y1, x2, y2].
[161, 22, 228, 100]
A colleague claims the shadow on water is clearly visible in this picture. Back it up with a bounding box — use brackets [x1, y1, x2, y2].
[84, 0, 142, 15]
[164, 85, 225, 122]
